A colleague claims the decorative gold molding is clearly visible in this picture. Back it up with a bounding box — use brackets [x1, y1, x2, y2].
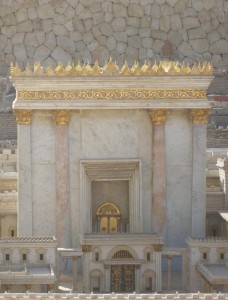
[153, 244, 163, 252]
[82, 245, 92, 253]
[14, 110, 32, 125]
[54, 110, 70, 125]
[17, 89, 206, 100]
[191, 109, 210, 124]
[149, 109, 168, 125]
[11, 60, 213, 77]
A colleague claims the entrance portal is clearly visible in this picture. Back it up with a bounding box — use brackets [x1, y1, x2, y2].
[111, 265, 135, 292]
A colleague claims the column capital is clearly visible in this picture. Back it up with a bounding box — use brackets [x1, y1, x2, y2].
[149, 109, 168, 125]
[153, 244, 163, 252]
[14, 110, 32, 125]
[82, 245, 92, 252]
[54, 110, 70, 125]
[191, 109, 210, 124]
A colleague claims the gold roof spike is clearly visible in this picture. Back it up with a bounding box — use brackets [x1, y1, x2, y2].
[131, 61, 141, 75]
[103, 57, 119, 75]
[11, 63, 22, 77]
[46, 64, 55, 76]
[10, 60, 213, 77]
[33, 62, 44, 75]
[180, 63, 192, 75]
[141, 61, 149, 74]
[91, 61, 102, 76]
[23, 64, 33, 76]
[65, 62, 73, 74]
[54, 63, 65, 76]
[120, 61, 131, 75]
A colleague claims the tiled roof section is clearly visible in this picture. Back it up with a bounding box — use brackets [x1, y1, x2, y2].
[207, 74, 228, 96]
[0, 236, 57, 243]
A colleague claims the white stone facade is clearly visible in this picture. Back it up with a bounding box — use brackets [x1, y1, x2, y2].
[9, 62, 213, 293]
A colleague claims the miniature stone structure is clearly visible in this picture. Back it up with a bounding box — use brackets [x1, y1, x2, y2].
[7, 60, 221, 293]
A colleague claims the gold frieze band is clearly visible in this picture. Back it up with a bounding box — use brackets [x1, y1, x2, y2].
[17, 89, 207, 100]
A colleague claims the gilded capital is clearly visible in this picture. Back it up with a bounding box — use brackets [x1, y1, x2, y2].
[149, 109, 168, 125]
[153, 244, 163, 252]
[14, 110, 32, 125]
[54, 110, 70, 125]
[191, 109, 210, 124]
[82, 245, 92, 253]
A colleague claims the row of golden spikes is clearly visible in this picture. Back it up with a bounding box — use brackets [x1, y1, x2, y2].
[11, 58, 213, 77]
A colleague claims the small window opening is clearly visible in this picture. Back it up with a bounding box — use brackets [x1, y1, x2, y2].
[95, 252, 99, 262]
[220, 253, 224, 260]
[146, 253, 151, 262]
[203, 252, 207, 260]
[5, 254, 10, 261]
[22, 253, 27, 261]
[40, 253, 44, 261]
[10, 230, 15, 237]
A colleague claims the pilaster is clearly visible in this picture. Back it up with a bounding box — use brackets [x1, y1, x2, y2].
[55, 110, 71, 247]
[154, 245, 162, 291]
[14, 110, 33, 236]
[191, 109, 210, 238]
[149, 109, 168, 237]
[82, 246, 92, 292]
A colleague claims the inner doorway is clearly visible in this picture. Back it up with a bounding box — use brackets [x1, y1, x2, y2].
[111, 265, 135, 292]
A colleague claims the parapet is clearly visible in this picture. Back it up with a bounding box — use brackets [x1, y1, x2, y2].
[0, 293, 225, 299]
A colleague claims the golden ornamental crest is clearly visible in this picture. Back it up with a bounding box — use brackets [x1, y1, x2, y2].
[10, 59, 213, 77]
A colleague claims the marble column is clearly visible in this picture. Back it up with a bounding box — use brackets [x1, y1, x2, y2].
[154, 244, 162, 291]
[15, 110, 33, 236]
[149, 110, 168, 236]
[167, 255, 172, 290]
[135, 265, 140, 293]
[191, 109, 210, 238]
[104, 265, 110, 292]
[182, 250, 187, 292]
[72, 257, 78, 291]
[55, 110, 71, 248]
[82, 245, 92, 292]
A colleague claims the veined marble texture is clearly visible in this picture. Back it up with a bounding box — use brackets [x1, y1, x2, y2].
[80, 110, 140, 159]
[31, 112, 55, 164]
[166, 165, 192, 247]
[165, 111, 193, 247]
[32, 163, 56, 236]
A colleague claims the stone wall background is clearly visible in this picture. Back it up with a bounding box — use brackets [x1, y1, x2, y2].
[0, 0, 227, 74]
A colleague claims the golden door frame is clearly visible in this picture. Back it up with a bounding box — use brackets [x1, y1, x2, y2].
[97, 203, 121, 233]
[110, 249, 136, 292]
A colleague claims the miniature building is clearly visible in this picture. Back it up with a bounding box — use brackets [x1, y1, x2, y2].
[8, 60, 217, 293]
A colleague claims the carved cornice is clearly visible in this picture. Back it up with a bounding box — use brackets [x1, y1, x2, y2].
[149, 109, 168, 125]
[82, 245, 92, 253]
[54, 110, 70, 125]
[11, 60, 213, 77]
[153, 244, 163, 252]
[17, 89, 206, 100]
[14, 110, 32, 125]
[191, 109, 210, 124]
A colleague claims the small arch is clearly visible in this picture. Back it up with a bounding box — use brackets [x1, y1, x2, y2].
[90, 269, 104, 292]
[142, 269, 156, 292]
[107, 245, 138, 260]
